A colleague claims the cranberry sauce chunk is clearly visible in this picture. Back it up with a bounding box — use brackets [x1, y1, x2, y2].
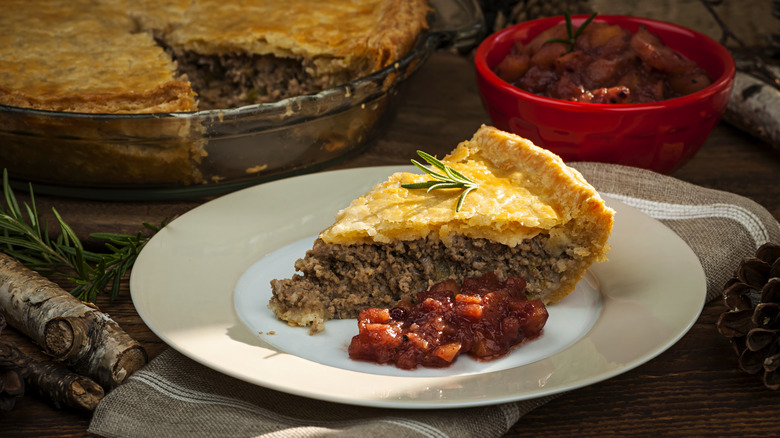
[348, 272, 549, 369]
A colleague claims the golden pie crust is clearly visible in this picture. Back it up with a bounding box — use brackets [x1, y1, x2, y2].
[163, 0, 429, 82]
[0, 0, 196, 113]
[0, 0, 430, 114]
[321, 125, 614, 303]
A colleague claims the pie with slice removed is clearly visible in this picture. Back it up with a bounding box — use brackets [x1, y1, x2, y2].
[0, 0, 429, 186]
[0, 0, 430, 113]
[269, 125, 615, 334]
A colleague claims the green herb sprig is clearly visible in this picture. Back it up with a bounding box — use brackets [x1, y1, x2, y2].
[545, 11, 598, 53]
[401, 151, 478, 212]
[0, 169, 165, 303]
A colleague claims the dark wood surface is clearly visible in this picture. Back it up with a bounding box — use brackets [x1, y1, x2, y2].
[1, 51, 779, 437]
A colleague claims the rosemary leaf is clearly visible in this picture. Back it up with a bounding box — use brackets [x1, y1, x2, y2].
[457, 186, 478, 212]
[545, 11, 598, 53]
[400, 181, 439, 190]
[564, 12, 574, 42]
[0, 236, 51, 252]
[416, 151, 445, 171]
[3, 174, 21, 221]
[427, 182, 463, 192]
[573, 12, 598, 41]
[410, 160, 448, 181]
[401, 150, 479, 212]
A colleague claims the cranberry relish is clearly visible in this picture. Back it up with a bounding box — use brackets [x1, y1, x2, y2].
[348, 272, 549, 369]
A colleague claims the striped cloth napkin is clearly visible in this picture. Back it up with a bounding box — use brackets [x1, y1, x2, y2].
[88, 162, 780, 438]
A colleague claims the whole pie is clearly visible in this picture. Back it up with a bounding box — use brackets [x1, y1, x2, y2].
[269, 125, 615, 333]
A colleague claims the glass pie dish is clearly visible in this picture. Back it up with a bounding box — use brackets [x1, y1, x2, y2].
[0, 0, 483, 200]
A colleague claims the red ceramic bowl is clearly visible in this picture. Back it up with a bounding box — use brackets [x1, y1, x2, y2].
[474, 15, 735, 174]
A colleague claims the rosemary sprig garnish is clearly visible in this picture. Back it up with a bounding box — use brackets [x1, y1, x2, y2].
[545, 11, 598, 53]
[0, 169, 165, 303]
[401, 150, 478, 212]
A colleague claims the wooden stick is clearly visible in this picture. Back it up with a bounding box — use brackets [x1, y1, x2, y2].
[0, 252, 147, 390]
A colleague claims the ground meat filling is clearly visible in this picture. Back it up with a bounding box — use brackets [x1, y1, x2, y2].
[153, 36, 347, 109]
[174, 51, 320, 109]
[268, 234, 579, 333]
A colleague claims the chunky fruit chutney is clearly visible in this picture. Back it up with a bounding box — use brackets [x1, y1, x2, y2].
[494, 20, 712, 103]
[348, 272, 549, 369]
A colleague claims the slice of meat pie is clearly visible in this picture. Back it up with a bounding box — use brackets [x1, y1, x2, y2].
[269, 125, 615, 334]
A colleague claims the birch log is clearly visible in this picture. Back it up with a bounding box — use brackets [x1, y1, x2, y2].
[0, 252, 147, 390]
[723, 71, 780, 153]
[2, 314, 105, 411]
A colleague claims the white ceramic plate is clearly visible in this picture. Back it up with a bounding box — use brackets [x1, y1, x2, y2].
[130, 165, 707, 409]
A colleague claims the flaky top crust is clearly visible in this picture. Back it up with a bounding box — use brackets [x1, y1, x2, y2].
[0, 0, 428, 114]
[320, 125, 615, 258]
[0, 0, 196, 113]
[163, 0, 430, 77]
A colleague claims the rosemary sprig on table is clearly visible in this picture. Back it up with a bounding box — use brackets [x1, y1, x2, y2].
[545, 11, 598, 53]
[401, 150, 479, 212]
[0, 169, 165, 303]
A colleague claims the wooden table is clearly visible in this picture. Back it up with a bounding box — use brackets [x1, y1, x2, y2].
[2, 52, 779, 437]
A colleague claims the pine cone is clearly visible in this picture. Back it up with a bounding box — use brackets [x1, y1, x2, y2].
[716, 242, 780, 390]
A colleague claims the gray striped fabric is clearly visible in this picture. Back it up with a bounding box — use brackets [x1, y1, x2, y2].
[89, 162, 780, 438]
